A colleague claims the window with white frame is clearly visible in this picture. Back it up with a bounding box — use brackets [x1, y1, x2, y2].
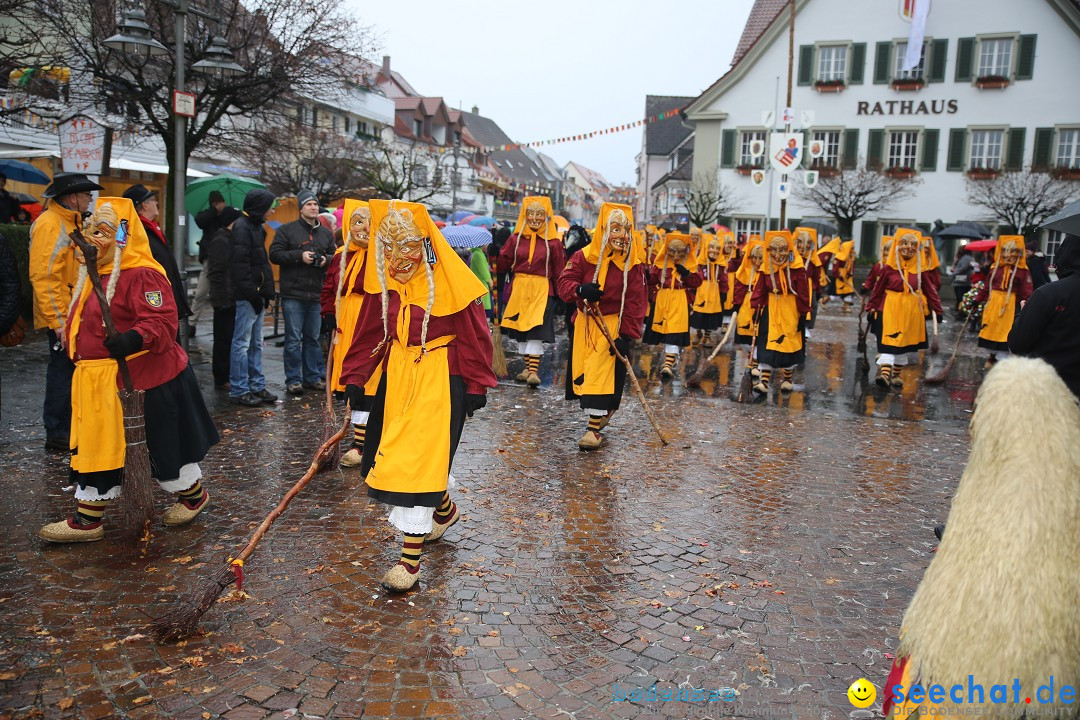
[817, 45, 847, 83]
[735, 218, 763, 244]
[879, 221, 916, 239]
[893, 41, 927, 80]
[977, 37, 1013, 78]
[888, 130, 920, 169]
[1056, 128, 1080, 168]
[739, 130, 766, 166]
[812, 130, 841, 167]
[969, 129, 1004, 170]
[1046, 230, 1065, 268]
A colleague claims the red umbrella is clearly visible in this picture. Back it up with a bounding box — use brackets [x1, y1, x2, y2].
[960, 239, 998, 252]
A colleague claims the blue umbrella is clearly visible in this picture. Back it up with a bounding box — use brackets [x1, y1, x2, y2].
[451, 210, 475, 223]
[442, 224, 492, 249]
[0, 159, 50, 185]
[467, 215, 497, 228]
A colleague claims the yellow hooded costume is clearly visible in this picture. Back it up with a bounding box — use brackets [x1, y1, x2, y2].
[329, 199, 382, 395]
[977, 235, 1031, 350]
[755, 231, 807, 360]
[500, 195, 559, 337]
[733, 236, 764, 345]
[646, 232, 700, 342]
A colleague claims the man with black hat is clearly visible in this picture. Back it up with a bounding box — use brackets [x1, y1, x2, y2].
[123, 184, 192, 329]
[29, 172, 102, 451]
[269, 189, 333, 395]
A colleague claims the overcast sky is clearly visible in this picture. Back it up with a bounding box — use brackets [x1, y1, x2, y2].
[351, 0, 757, 186]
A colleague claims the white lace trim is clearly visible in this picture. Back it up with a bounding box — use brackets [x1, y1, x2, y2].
[388, 505, 434, 535]
[522, 339, 544, 355]
[663, 344, 680, 354]
[158, 463, 202, 493]
[584, 408, 607, 417]
[351, 410, 370, 425]
[74, 484, 122, 502]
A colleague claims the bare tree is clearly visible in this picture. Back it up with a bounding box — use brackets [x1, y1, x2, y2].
[0, 0, 71, 117]
[685, 169, 743, 229]
[794, 159, 921, 238]
[239, 125, 368, 204]
[966, 168, 1076, 239]
[357, 141, 451, 203]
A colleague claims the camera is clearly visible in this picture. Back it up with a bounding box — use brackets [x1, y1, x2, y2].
[312, 252, 327, 268]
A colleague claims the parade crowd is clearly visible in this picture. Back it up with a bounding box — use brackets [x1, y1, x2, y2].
[23, 171, 1080, 594]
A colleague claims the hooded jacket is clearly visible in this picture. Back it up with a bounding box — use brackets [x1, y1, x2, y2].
[1009, 236, 1080, 398]
[229, 189, 277, 306]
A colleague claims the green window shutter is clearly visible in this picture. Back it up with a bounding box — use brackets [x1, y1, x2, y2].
[849, 43, 866, 84]
[873, 41, 891, 84]
[798, 45, 814, 85]
[1005, 127, 1026, 170]
[928, 38, 948, 82]
[1032, 127, 1054, 170]
[860, 221, 879, 259]
[947, 128, 967, 171]
[921, 129, 939, 171]
[867, 129, 885, 169]
[842, 129, 859, 169]
[720, 129, 736, 168]
[1016, 34, 1037, 80]
[956, 37, 976, 81]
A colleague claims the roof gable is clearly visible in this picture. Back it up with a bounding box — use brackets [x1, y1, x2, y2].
[644, 95, 695, 156]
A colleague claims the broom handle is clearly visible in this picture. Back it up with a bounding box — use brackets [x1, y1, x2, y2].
[583, 302, 667, 446]
[932, 310, 939, 338]
[231, 414, 350, 566]
[701, 315, 738, 364]
[69, 229, 134, 392]
[944, 313, 972, 364]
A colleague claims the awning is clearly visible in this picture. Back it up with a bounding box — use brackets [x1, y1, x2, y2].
[111, 157, 211, 178]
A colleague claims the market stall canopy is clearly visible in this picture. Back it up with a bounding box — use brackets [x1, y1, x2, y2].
[111, 158, 211, 178]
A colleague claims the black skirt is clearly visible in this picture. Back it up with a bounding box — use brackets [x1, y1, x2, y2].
[564, 321, 627, 412]
[503, 296, 556, 343]
[360, 373, 467, 508]
[689, 310, 725, 331]
[754, 307, 806, 368]
[72, 365, 219, 495]
[977, 337, 1009, 352]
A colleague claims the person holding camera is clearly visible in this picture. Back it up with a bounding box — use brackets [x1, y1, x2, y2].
[270, 189, 335, 396]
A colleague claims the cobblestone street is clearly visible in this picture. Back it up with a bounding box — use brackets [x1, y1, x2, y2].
[0, 306, 983, 719]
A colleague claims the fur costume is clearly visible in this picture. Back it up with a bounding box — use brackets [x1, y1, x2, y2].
[883, 357, 1080, 718]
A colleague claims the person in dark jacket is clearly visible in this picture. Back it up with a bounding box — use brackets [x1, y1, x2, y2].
[123, 184, 193, 325]
[268, 189, 334, 395]
[1025, 241, 1052, 289]
[190, 190, 227, 335]
[1009, 234, 1080, 400]
[228, 188, 278, 407]
[0, 236, 20, 419]
[204, 207, 242, 389]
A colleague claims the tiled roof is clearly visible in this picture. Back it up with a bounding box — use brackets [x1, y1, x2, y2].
[651, 156, 693, 190]
[459, 110, 554, 186]
[644, 95, 695, 156]
[731, 0, 788, 67]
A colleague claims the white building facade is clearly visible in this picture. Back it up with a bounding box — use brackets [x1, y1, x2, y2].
[686, 0, 1080, 263]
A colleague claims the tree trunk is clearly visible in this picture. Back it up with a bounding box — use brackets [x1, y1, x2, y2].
[838, 217, 855, 239]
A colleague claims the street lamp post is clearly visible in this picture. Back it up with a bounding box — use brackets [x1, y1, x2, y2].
[104, 2, 244, 349]
[449, 134, 461, 221]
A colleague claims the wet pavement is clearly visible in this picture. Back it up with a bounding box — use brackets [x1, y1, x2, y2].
[0, 304, 988, 719]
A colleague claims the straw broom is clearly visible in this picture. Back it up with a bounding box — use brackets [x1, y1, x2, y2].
[490, 282, 508, 378]
[925, 314, 972, 385]
[584, 302, 667, 445]
[686, 319, 737, 387]
[930, 311, 941, 354]
[151, 413, 350, 642]
[68, 228, 154, 546]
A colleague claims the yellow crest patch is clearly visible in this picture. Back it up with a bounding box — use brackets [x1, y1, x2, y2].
[144, 290, 163, 308]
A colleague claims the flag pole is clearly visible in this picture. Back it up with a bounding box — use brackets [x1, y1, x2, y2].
[779, 0, 796, 230]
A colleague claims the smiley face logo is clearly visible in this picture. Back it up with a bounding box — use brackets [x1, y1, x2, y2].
[847, 678, 876, 708]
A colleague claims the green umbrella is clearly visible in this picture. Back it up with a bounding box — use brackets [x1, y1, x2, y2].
[185, 174, 267, 214]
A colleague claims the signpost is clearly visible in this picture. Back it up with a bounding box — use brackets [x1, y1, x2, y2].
[173, 90, 196, 118]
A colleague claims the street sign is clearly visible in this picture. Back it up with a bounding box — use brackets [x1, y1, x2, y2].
[59, 115, 112, 175]
[782, 107, 795, 125]
[761, 110, 775, 129]
[777, 178, 790, 200]
[173, 90, 196, 117]
[769, 133, 803, 174]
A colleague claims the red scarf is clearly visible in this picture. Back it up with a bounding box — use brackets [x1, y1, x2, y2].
[140, 215, 167, 246]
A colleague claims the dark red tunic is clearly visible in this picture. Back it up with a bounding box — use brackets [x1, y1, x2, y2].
[497, 233, 565, 296]
[557, 250, 649, 339]
[867, 267, 944, 315]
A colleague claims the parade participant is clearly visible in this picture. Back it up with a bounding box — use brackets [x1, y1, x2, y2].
[881, 357, 1080, 719]
[975, 235, 1032, 369]
[30, 172, 102, 451]
[320, 200, 380, 468]
[38, 198, 219, 543]
[862, 236, 893, 294]
[498, 196, 564, 387]
[689, 233, 729, 348]
[558, 202, 648, 450]
[920, 233, 942, 293]
[721, 231, 739, 328]
[340, 199, 495, 592]
[732, 236, 764, 376]
[644, 233, 702, 380]
[688, 226, 703, 258]
[750, 231, 810, 395]
[793, 227, 824, 339]
[830, 237, 856, 311]
[867, 228, 943, 389]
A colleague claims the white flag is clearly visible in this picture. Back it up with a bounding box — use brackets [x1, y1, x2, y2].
[902, 0, 931, 71]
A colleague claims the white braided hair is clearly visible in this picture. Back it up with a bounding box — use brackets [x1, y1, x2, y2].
[336, 206, 370, 318]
